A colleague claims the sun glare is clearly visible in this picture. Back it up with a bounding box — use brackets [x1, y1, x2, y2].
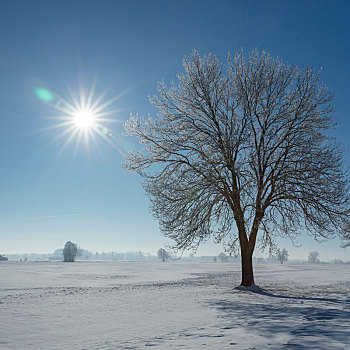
[35, 81, 126, 152]
[74, 109, 95, 129]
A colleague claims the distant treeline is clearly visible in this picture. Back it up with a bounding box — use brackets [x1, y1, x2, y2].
[3, 249, 349, 264]
[72, 249, 157, 261]
[6, 249, 158, 262]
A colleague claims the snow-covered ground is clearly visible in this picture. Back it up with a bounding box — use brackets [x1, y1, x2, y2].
[0, 261, 349, 349]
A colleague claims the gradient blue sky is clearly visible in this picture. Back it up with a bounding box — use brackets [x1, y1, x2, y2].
[0, 0, 349, 260]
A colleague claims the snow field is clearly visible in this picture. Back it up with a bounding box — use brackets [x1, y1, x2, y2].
[0, 261, 349, 349]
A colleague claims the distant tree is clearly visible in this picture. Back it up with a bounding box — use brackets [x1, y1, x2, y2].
[124, 49, 350, 286]
[332, 258, 344, 264]
[308, 251, 320, 264]
[218, 252, 228, 262]
[277, 248, 289, 264]
[63, 241, 78, 262]
[157, 248, 170, 262]
[0, 254, 8, 261]
[213, 256, 217, 263]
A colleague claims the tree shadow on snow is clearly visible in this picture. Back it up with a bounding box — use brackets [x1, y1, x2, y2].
[209, 288, 350, 349]
[250, 288, 348, 305]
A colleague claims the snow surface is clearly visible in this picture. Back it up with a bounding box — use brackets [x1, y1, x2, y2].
[0, 261, 349, 349]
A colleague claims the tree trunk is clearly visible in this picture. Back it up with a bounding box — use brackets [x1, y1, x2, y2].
[240, 247, 254, 286]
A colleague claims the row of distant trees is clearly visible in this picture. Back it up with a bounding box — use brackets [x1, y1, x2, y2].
[1, 242, 343, 264]
[209, 249, 337, 265]
[64, 245, 346, 264]
[157, 247, 348, 264]
[157, 249, 231, 263]
[60, 242, 157, 262]
[278, 249, 329, 264]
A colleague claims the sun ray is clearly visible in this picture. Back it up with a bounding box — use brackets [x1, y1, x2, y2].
[95, 117, 123, 124]
[36, 81, 123, 153]
[50, 92, 77, 113]
[86, 77, 97, 110]
[89, 89, 108, 111]
[89, 128, 99, 149]
[60, 128, 80, 152]
[79, 86, 86, 111]
[94, 107, 129, 118]
[93, 94, 123, 114]
[35, 121, 74, 133]
[45, 115, 76, 121]
[48, 102, 76, 116]
[67, 88, 82, 112]
[74, 129, 84, 154]
[52, 125, 77, 143]
[83, 129, 90, 152]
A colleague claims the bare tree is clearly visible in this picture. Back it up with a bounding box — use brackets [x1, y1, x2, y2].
[308, 251, 320, 264]
[124, 50, 350, 286]
[332, 258, 344, 264]
[277, 248, 288, 264]
[218, 252, 228, 262]
[63, 241, 78, 262]
[157, 248, 170, 262]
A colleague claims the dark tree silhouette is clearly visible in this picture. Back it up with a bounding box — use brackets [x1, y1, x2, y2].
[277, 248, 288, 264]
[124, 50, 350, 286]
[218, 252, 228, 262]
[63, 241, 78, 262]
[308, 251, 320, 264]
[157, 248, 170, 262]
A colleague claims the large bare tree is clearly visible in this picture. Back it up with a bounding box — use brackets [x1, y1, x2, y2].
[123, 50, 350, 286]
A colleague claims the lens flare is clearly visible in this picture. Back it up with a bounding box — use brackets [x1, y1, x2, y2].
[34, 87, 54, 102]
[35, 80, 127, 153]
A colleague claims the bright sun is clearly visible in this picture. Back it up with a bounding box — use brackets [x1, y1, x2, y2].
[36, 81, 124, 152]
[74, 109, 95, 129]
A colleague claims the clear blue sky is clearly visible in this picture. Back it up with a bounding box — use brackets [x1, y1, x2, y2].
[0, 0, 349, 261]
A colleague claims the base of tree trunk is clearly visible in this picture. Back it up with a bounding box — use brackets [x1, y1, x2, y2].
[236, 284, 262, 293]
[240, 281, 255, 287]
